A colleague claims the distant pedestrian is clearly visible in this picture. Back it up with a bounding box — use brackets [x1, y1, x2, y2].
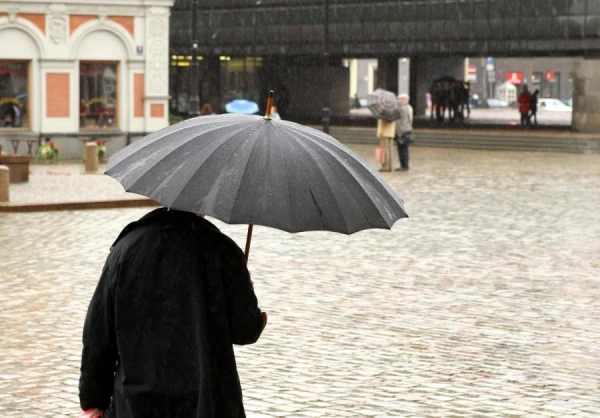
[200, 103, 214, 116]
[271, 105, 281, 120]
[529, 89, 539, 125]
[394, 94, 413, 172]
[518, 85, 532, 127]
[376, 118, 396, 172]
[78, 208, 268, 418]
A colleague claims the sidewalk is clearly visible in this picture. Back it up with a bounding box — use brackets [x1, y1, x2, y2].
[0, 161, 160, 212]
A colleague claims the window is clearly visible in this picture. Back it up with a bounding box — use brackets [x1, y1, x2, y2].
[531, 72, 543, 94]
[542, 71, 560, 98]
[567, 72, 574, 99]
[0, 61, 29, 129]
[220, 57, 263, 104]
[79, 62, 118, 129]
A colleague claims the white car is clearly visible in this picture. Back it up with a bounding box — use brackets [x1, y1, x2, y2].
[537, 98, 572, 111]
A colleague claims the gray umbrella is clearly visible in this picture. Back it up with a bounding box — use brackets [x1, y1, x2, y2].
[106, 94, 407, 260]
[367, 89, 401, 121]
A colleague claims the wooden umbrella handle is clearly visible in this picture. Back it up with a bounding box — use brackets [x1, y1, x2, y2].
[244, 224, 254, 264]
[264, 90, 274, 119]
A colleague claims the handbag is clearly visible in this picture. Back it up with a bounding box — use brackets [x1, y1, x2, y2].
[375, 146, 386, 164]
[395, 132, 413, 145]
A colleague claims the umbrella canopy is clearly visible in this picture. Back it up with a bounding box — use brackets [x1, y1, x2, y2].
[225, 99, 260, 115]
[106, 116, 407, 236]
[367, 89, 401, 121]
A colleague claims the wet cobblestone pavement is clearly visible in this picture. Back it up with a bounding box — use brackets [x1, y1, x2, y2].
[1, 145, 600, 417]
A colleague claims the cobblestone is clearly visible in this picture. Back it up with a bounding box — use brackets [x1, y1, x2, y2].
[1, 145, 599, 417]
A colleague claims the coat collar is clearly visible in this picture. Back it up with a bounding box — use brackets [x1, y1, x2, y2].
[111, 207, 219, 249]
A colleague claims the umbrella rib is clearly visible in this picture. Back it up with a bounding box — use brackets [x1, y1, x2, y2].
[288, 132, 352, 233]
[295, 125, 404, 207]
[228, 126, 267, 223]
[129, 123, 255, 207]
[290, 127, 405, 230]
[168, 124, 263, 213]
[108, 115, 249, 170]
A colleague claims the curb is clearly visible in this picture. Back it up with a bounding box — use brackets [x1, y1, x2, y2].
[0, 198, 162, 213]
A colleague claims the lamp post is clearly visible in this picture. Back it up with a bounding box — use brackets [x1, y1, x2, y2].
[252, 1, 261, 102]
[322, 0, 330, 134]
[188, 0, 200, 117]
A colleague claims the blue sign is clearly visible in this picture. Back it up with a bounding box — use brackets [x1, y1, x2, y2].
[487, 57, 494, 66]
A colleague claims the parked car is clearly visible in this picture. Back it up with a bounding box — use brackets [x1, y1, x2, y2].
[538, 98, 572, 111]
[485, 99, 509, 108]
[561, 98, 573, 107]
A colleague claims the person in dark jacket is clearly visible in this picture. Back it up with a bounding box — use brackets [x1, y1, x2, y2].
[79, 208, 267, 418]
[529, 89, 539, 125]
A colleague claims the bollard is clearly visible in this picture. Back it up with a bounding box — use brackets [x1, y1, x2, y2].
[85, 142, 99, 173]
[321, 106, 330, 135]
[0, 165, 9, 202]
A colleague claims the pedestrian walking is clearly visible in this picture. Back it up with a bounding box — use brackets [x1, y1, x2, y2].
[78, 207, 268, 418]
[394, 94, 413, 171]
[376, 118, 396, 172]
[529, 89, 539, 125]
[518, 85, 532, 127]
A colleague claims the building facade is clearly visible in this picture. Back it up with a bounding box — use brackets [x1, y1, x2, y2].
[0, 0, 174, 159]
[169, 0, 600, 131]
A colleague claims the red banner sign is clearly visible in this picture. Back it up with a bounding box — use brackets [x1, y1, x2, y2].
[506, 72, 523, 85]
[544, 71, 555, 82]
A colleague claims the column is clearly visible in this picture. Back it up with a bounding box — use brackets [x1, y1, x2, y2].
[144, 6, 171, 132]
[376, 55, 399, 94]
[572, 59, 600, 133]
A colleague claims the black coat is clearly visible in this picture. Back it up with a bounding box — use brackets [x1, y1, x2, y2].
[79, 208, 264, 417]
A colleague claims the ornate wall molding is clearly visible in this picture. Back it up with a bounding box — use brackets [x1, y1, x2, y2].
[49, 16, 67, 44]
[145, 11, 169, 95]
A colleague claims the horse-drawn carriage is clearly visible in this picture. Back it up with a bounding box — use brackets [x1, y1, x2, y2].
[429, 76, 470, 123]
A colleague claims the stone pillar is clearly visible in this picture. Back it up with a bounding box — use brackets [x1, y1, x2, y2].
[572, 59, 600, 133]
[409, 57, 465, 116]
[205, 56, 222, 112]
[0, 166, 9, 202]
[85, 142, 99, 172]
[376, 55, 399, 94]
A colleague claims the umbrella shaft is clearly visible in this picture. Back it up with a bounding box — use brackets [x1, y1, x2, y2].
[244, 224, 254, 264]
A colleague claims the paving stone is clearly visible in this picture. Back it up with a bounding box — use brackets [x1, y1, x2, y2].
[1, 146, 600, 417]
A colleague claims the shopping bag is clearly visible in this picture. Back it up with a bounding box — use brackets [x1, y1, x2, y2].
[375, 146, 386, 164]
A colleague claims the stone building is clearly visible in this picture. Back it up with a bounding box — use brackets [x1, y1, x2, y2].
[0, 0, 174, 159]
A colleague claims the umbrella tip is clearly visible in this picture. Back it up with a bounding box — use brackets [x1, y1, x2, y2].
[264, 90, 274, 120]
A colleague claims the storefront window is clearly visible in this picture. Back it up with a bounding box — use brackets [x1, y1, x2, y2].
[0, 61, 29, 129]
[220, 57, 262, 104]
[531, 72, 543, 94]
[542, 71, 560, 98]
[79, 62, 118, 129]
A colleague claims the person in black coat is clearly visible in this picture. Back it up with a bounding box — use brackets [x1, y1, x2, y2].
[79, 208, 267, 417]
[529, 89, 539, 125]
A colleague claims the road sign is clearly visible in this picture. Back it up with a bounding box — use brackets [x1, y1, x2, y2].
[468, 64, 477, 82]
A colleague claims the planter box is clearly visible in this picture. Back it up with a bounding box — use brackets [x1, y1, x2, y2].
[0, 155, 31, 183]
